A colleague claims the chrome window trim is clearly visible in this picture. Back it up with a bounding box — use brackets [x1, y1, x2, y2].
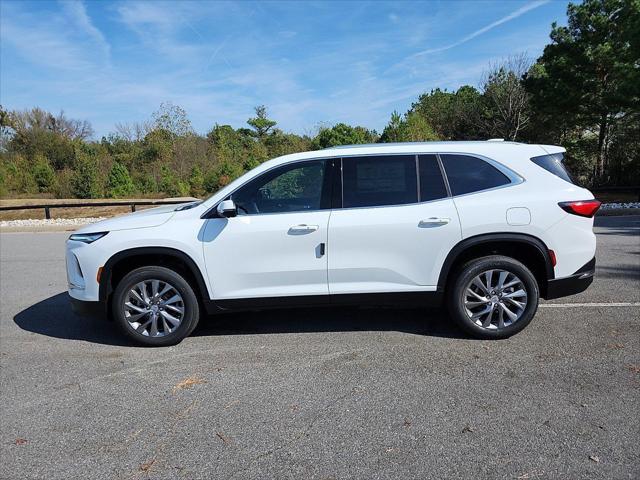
[202, 151, 526, 218]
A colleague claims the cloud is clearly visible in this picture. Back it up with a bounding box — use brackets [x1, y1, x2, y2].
[59, 0, 111, 60]
[412, 0, 550, 56]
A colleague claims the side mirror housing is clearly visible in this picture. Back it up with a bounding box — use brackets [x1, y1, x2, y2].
[216, 199, 237, 218]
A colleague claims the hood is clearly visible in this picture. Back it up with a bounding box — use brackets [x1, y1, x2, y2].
[73, 204, 178, 234]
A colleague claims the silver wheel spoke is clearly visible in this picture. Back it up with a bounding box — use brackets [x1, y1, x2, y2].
[161, 294, 182, 306]
[164, 303, 184, 314]
[124, 279, 184, 338]
[503, 289, 526, 299]
[497, 271, 509, 290]
[160, 310, 181, 326]
[499, 303, 518, 321]
[125, 302, 147, 314]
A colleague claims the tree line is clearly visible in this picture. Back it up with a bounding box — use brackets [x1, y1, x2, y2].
[0, 0, 637, 199]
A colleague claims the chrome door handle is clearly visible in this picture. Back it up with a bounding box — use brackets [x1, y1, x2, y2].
[288, 224, 319, 234]
[418, 217, 450, 228]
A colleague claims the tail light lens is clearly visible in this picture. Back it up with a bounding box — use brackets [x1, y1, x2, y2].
[558, 200, 601, 218]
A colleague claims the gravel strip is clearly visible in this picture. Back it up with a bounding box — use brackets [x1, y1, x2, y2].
[0, 217, 106, 229]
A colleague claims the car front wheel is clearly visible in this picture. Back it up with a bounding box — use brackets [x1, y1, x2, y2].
[447, 255, 539, 339]
[112, 266, 200, 346]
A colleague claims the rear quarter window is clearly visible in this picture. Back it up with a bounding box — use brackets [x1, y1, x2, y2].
[531, 153, 573, 184]
[440, 154, 511, 196]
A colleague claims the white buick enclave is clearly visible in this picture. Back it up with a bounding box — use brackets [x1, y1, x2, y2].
[67, 141, 599, 346]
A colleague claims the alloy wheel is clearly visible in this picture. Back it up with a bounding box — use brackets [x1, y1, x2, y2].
[123, 279, 185, 337]
[463, 269, 528, 330]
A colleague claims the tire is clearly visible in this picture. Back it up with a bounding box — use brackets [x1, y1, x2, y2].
[446, 255, 539, 339]
[111, 266, 200, 347]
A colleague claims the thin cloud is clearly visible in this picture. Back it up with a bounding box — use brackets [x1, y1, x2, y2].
[59, 0, 111, 61]
[413, 0, 550, 56]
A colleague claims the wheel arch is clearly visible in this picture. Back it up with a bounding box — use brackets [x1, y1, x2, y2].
[438, 233, 555, 297]
[99, 247, 211, 308]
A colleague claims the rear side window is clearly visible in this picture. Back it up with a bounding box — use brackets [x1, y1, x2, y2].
[342, 155, 417, 208]
[531, 153, 573, 184]
[441, 154, 510, 196]
[418, 154, 448, 201]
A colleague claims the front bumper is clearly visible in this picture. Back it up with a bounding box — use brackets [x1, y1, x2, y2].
[545, 257, 595, 300]
[69, 295, 107, 320]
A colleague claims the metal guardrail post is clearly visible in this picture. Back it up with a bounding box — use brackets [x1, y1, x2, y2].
[131, 204, 136, 212]
[44, 207, 51, 219]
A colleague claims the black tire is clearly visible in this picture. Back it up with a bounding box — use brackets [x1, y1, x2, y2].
[446, 255, 539, 339]
[111, 266, 200, 347]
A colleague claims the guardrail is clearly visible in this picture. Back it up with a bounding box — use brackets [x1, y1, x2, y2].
[0, 200, 194, 219]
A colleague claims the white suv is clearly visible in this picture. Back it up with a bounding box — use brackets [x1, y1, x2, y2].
[67, 142, 599, 346]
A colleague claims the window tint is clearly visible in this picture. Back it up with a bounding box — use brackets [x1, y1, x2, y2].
[418, 155, 448, 201]
[531, 153, 573, 184]
[441, 154, 510, 196]
[342, 155, 417, 208]
[232, 161, 328, 215]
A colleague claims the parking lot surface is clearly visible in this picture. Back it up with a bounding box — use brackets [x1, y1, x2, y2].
[1, 216, 638, 479]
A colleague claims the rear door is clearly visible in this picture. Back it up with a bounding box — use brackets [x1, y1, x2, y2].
[327, 154, 461, 294]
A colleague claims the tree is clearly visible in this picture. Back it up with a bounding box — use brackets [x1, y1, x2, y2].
[410, 86, 484, 140]
[106, 161, 134, 198]
[152, 102, 193, 137]
[32, 156, 56, 193]
[524, 0, 640, 182]
[311, 123, 376, 149]
[247, 105, 277, 138]
[379, 111, 439, 142]
[71, 153, 100, 198]
[189, 165, 205, 197]
[479, 54, 532, 141]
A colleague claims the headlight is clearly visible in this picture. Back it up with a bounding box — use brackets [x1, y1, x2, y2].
[68, 232, 108, 244]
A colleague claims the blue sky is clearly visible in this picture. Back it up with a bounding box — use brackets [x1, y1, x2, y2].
[1, 0, 569, 138]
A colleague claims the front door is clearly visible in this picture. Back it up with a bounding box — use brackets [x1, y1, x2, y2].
[202, 159, 332, 301]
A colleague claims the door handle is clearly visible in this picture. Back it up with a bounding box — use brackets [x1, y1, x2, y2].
[288, 224, 319, 234]
[418, 217, 450, 228]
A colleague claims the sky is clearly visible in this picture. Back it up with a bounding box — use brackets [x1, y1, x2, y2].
[0, 0, 569, 138]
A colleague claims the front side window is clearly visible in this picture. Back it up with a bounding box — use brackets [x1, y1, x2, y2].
[440, 154, 510, 196]
[232, 160, 329, 215]
[342, 155, 418, 208]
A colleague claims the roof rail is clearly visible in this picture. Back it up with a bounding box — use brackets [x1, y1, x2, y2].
[487, 138, 505, 142]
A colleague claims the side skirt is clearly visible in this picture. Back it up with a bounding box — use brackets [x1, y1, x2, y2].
[205, 291, 443, 314]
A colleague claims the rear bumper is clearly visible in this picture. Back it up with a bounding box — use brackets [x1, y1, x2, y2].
[69, 295, 107, 320]
[544, 257, 595, 300]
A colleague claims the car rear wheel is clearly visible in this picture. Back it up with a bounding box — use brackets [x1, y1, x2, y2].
[112, 266, 200, 346]
[447, 255, 539, 339]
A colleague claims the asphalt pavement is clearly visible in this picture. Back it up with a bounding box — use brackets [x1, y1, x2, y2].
[1, 216, 638, 479]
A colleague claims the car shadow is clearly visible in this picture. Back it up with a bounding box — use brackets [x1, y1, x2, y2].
[14, 293, 467, 346]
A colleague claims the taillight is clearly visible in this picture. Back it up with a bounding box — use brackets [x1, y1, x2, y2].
[558, 200, 601, 218]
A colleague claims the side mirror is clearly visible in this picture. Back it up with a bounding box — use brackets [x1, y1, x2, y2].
[216, 199, 237, 218]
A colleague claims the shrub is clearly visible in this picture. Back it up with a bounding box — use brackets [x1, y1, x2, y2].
[71, 153, 100, 198]
[106, 161, 135, 197]
[32, 156, 56, 193]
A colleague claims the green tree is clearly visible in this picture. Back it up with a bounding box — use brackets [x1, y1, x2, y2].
[189, 165, 205, 197]
[106, 161, 135, 197]
[311, 123, 376, 149]
[32, 156, 56, 193]
[379, 111, 439, 142]
[524, 0, 640, 181]
[247, 105, 277, 138]
[71, 153, 100, 198]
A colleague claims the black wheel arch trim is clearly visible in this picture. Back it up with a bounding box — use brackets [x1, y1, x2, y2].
[99, 247, 213, 311]
[437, 232, 555, 291]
